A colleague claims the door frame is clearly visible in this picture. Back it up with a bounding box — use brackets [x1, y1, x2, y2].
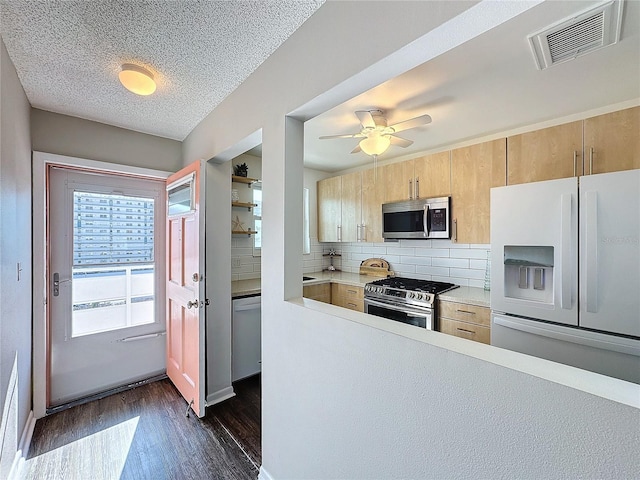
[32, 151, 172, 419]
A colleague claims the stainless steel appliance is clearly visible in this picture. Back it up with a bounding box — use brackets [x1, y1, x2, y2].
[382, 196, 451, 240]
[490, 170, 640, 383]
[364, 277, 458, 329]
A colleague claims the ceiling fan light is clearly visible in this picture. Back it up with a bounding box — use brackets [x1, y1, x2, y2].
[360, 134, 391, 156]
[119, 64, 156, 96]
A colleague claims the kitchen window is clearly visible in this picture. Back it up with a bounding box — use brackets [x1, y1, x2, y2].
[253, 182, 262, 255]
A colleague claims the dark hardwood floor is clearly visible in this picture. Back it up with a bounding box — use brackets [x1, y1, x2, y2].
[24, 375, 261, 480]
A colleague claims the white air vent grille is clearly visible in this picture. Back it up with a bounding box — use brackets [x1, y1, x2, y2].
[528, 1, 624, 70]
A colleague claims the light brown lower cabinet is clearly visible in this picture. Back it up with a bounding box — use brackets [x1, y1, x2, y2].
[331, 283, 364, 312]
[303, 283, 331, 304]
[438, 300, 490, 344]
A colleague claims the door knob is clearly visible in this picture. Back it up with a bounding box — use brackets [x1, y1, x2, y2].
[187, 300, 199, 309]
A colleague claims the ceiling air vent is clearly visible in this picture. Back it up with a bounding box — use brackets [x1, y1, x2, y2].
[528, 0, 624, 70]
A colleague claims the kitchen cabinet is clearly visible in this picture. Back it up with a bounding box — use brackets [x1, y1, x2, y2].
[317, 176, 342, 242]
[382, 160, 415, 202]
[303, 283, 331, 304]
[383, 152, 451, 203]
[507, 121, 583, 185]
[331, 283, 364, 312]
[451, 139, 506, 244]
[317, 173, 361, 243]
[413, 151, 452, 198]
[583, 106, 640, 174]
[438, 299, 490, 344]
[318, 169, 384, 243]
[340, 171, 362, 242]
[360, 167, 384, 243]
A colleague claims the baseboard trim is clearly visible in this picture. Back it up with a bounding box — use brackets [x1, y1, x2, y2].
[205, 386, 235, 406]
[258, 466, 273, 480]
[8, 410, 35, 480]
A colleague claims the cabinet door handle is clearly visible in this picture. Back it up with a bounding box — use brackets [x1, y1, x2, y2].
[452, 218, 457, 243]
[456, 309, 476, 315]
[408, 179, 413, 199]
[415, 177, 420, 199]
[573, 150, 577, 177]
[456, 328, 476, 335]
[347, 303, 358, 308]
[337, 225, 342, 242]
[347, 289, 357, 295]
[360, 223, 366, 242]
[356, 224, 360, 242]
[589, 147, 594, 175]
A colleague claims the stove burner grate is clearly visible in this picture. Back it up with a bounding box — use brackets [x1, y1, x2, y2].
[367, 277, 457, 294]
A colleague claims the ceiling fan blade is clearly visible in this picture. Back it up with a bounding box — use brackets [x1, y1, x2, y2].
[350, 144, 362, 154]
[389, 135, 413, 148]
[319, 133, 361, 140]
[355, 110, 376, 129]
[388, 114, 432, 133]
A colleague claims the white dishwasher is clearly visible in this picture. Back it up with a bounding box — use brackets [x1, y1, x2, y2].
[232, 295, 261, 381]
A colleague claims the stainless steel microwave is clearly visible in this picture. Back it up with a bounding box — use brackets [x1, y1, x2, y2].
[382, 196, 451, 240]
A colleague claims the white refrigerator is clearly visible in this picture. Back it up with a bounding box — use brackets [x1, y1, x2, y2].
[490, 170, 640, 384]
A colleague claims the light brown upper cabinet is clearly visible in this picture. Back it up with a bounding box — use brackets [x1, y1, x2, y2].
[317, 176, 341, 242]
[382, 160, 415, 203]
[361, 167, 385, 243]
[584, 106, 640, 175]
[340, 171, 362, 242]
[451, 139, 506, 244]
[383, 152, 451, 203]
[413, 151, 452, 198]
[318, 171, 371, 243]
[507, 121, 583, 185]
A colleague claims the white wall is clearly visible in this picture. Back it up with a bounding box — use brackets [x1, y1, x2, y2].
[182, 2, 640, 478]
[31, 109, 182, 172]
[0, 38, 32, 477]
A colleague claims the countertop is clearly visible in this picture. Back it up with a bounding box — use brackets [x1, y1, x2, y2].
[437, 286, 491, 308]
[233, 272, 491, 307]
[232, 278, 261, 298]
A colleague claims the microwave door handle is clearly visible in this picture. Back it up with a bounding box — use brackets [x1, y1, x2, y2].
[423, 205, 430, 237]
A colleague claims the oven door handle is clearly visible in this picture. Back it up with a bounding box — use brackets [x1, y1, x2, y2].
[364, 297, 432, 316]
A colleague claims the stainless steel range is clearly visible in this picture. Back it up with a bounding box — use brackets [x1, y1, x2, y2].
[364, 277, 458, 330]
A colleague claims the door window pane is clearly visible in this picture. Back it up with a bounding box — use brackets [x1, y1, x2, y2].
[71, 191, 156, 337]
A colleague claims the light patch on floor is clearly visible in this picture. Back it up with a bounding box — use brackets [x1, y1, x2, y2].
[24, 417, 139, 480]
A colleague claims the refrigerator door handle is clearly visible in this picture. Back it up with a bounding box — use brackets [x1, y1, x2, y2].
[493, 315, 640, 357]
[560, 193, 573, 309]
[585, 191, 598, 313]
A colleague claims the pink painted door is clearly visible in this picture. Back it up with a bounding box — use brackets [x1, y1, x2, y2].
[166, 160, 206, 417]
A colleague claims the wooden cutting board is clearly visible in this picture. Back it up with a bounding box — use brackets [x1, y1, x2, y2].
[359, 258, 393, 277]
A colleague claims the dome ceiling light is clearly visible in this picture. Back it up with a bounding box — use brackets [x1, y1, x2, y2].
[118, 64, 156, 96]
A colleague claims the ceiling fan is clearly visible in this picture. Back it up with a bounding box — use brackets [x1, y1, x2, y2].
[319, 109, 432, 156]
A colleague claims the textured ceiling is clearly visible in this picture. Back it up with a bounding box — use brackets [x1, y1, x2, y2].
[0, 0, 323, 140]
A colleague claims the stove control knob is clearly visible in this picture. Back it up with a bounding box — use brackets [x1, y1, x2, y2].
[416, 293, 423, 300]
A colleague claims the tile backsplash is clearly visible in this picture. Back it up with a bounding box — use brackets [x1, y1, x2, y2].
[233, 236, 491, 289]
[317, 240, 491, 288]
[231, 235, 261, 281]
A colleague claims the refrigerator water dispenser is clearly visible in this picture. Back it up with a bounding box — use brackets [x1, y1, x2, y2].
[503, 246, 554, 304]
